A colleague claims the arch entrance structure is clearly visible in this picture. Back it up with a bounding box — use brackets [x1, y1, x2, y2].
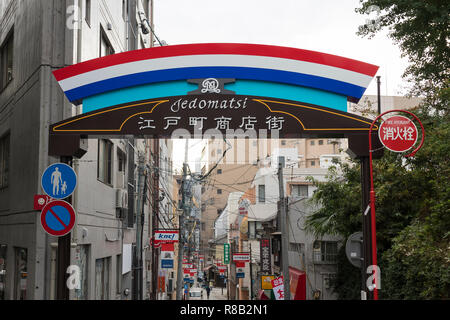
[50, 43, 383, 300]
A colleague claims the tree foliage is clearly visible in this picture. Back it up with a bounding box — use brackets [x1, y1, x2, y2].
[356, 0, 450, 104]
[305, 1, 449, 299]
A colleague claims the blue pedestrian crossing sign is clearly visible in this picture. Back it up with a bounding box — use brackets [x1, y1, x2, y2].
[41, 163, 77, 199]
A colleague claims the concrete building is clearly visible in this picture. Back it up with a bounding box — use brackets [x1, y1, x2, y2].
[0, 0, 174, 300]
[235, 166, 340, 300]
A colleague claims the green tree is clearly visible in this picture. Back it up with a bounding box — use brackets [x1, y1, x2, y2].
[306, 103, 449, 299]
[356, 0, 450, 106]
[303, 0, 450, 300]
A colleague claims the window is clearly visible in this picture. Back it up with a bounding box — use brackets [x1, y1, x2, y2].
[258, 185, 265, 203]
[100, 29, 114, 57]
[291, 185, 308, 197]
[118, 150, 126, 172]
[0, 245, 6, 300]
[116, 149, 126, 189]
[281, 140, 286, 146]
[319, 140, 324, 145]
[0, 133, 10, 189]
[289, 242, 304, 253]
[217, 189, 222, 195]
[311, 161, 316, 167]
[95, 257, 111, 300]
[85, 0, 91, 27]
[217, 169, 222, 174]
[0, 30, 13, 90]
[98, 139, 113, 185]
[14, 247, 27, 300]
[310, 140, 315, 146]
[323, 273, 337, 289]
[313, 241, 338, 263]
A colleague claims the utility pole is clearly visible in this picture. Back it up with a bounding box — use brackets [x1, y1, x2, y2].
[249, 242, 253, 300]
[278, 161, 290, 300]
[139, 165, 148, 300]
[176, 140, 189, 300]
[134, 154, 145, 300]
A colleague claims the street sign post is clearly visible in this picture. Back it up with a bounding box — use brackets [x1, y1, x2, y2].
[41, 163, 77, 199]
[369, 109, 425, 300]
[40, 200, 76, 237]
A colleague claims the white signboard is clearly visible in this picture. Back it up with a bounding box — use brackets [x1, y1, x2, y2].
[154, 230, 179, 243]
[232, 253, 250, 262]
[122, 244, 132, 275]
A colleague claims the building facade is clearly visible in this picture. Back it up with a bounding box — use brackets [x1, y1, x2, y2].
[0, 0, 173, 300]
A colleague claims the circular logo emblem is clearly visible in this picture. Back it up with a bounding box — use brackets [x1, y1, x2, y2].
[378, 115, 418, 152]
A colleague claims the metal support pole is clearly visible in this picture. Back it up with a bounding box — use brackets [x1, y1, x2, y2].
[360, 157, 373, 300]
[56, 156, 73, 300]
[377, 76, 381, 115]
[278, 161, 290, 300]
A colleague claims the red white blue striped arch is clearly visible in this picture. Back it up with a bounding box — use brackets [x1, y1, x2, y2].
[53, 43, 379, 104]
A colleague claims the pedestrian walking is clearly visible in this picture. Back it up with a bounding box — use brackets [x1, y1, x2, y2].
[205, 285, 211, 300]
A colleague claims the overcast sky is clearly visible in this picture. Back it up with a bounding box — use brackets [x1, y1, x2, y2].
[154, 0, 410, 96]
[154, 0, 411, 169]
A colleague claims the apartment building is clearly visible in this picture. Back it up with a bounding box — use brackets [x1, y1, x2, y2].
[0, 0, 172, 300]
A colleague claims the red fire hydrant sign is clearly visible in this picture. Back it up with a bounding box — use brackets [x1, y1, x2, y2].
[378, 115, 418, 152]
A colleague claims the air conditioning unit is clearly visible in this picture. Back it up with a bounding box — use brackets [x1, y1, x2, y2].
[116, 171, 125, 189]
[116, 189, 128, 209]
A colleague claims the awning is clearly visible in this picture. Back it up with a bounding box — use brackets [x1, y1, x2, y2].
[289, 266, 306, 300]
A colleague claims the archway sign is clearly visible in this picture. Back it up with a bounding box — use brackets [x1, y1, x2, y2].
[49, 43, 382, 156]
[49, 43, 384, 301]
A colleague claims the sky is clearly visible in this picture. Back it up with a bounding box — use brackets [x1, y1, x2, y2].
[152, 0, 411, 169]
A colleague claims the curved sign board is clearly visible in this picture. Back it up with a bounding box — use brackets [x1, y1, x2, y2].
[49, 94, 378, 139]
[53, 43, 378, 114]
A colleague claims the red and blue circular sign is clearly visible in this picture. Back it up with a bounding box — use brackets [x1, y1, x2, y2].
[40, 200, 76, 237]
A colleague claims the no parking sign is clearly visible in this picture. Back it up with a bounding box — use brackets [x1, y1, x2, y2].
[40, 200, 76, 237]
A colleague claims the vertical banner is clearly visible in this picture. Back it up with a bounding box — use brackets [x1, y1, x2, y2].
[158, 276, 166, 293]
[260, 238, 271, 273]
[271, 276, 285, 300]
[224, 243, 230, 264]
